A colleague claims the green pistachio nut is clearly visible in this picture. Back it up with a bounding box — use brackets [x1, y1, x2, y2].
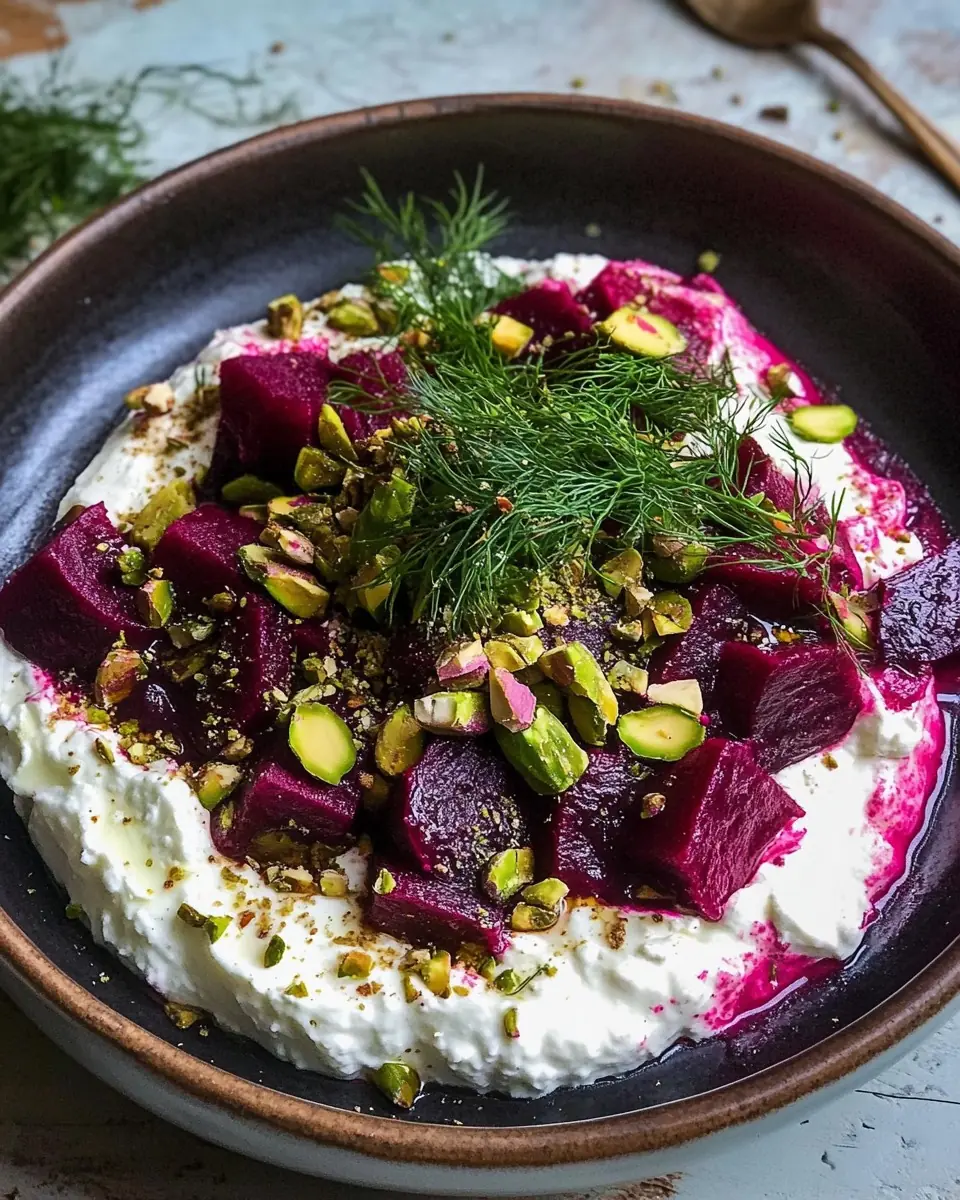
[259, 520, 316, 566]
[522, 877, 569, 909]
[317, 403, 358, 462]
[371, 1061, 421, 1110]
[338, 949, 372, 979]
[497, 609, 544, 636]
[538, 641, 618, 741]
[606, 660, 649, 695]
[136, 577, 175, 628]
[566, 694, 608, 747]
[319, 869, 348, 897]
[326, 298, 380, 337]
[494, 705, 589, 795]
[285, 979, 309, 998]
[491, 314, 534, 359]
[420, 950, 452, 998]
[117, 546, 147, 586]
[194, 761, 242, 811]
[294, 445, 346, 492]
[599, 547, 644, 598]
[131, 479, 196, 551]
[617, 703, 706, 762]
[483, 847, 535, 902]
[827, 589, 874, 650]
[647, 537, 709, 584]
[352, 476, 417, 554]
[646, 678, 704, 715]
[436, 638, 489, 690]
[503, 1005, 520, 1039]
[649, 591, 693, 637]
[599, 304, 687, 358]
[413, 690, 491, 737]
[511, 902, 559, 932]
[204, 915, 231, 943]
[266, 293, 303, 341]
[787, 403, 858, 444]
[263, 933, 286, 968]
[95, 646, 147, 708]
[375, 704, 425, 776]
[288, 701, 357, 785]
[372, 867, 396, 895]
[351, 550, 397, 617]
[220, 474, 285, 506]
[167, 614, 216, 649]
[529, 679, 565, 719]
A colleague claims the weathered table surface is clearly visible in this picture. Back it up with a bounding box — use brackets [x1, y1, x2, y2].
[1, 1, 960, 1197]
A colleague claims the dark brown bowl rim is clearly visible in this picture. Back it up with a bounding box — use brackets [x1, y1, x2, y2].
[2, 92, 960, 1169]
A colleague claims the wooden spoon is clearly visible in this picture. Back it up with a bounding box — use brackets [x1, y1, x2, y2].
[684, 0, 960, 194]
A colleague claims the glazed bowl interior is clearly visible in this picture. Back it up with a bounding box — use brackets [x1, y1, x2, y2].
[1, 95, 959, 1150]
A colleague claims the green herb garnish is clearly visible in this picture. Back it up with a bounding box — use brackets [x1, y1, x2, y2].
[333, 172, 840, 634]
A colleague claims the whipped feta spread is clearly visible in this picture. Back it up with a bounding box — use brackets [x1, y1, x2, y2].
[0, 255, 945, 1097]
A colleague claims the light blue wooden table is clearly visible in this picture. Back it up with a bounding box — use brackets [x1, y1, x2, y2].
[1, 1, 959, 1196]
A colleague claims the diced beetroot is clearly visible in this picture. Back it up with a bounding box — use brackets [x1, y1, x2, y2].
[0, 504, 151, 676]
[292, 618, 333, 656]
[387, 625, 448, 698]
[707, 536, 859, 619]
[649, 583, 745, 705]
[493, 279, 593, 345]
[735, 437, 830, 531]
[575, 262, 649, 319]
[716, 641, 862, 772]
[152, 503, 262, 602]
[365, 858, 506, 955]
[544, 747, 649, 904]
[211, 747, 360, 860]
[115, 679, 202, 762]
[879, 540, 960, 668]
[216, 352, 330, 483]
[332, 350, 408, 441]
[626, 739, 803, 920]
[393, 739, 533, 880]
[205, 594, 292, 740]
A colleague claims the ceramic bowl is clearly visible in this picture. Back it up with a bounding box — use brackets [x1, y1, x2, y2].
[1, 94, 959, 1196]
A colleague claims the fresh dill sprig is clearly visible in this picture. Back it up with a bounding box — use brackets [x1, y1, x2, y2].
[334, 171, 837, 632]
[0, 60, 297, 277]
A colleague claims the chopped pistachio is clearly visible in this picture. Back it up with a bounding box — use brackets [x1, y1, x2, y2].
[164, 1001, 205, 1030]
[361, 772, 392, 813]
[85, 706, 111, 727]
[117, 546, 147, 586]
[420, 950, 452, 998]
[351, 551, 396, 618]
[338, 949, 373, 979]
[495, 705, 588, 794]
[131, 479, 195, 551]
[827, 589, 874, 650]
[788, 403, 858, 444]
[64, 902, 85, 920]
[491, 314, 534, 359]
[503, 1006, 520, 1039]
[259, 554, 330, 620]
[435, 638, 489, 690]
[167, 615, 216, 649]
[483, 847, 535, 902]
[494, 968, 523, 993]
[285, 978, 309, 998]
[317, 403, 358, 462]
[599, 304, 687, 358]
[402, 973, 421, 1003]
[352, 477, 417, 551]
[194, 762, 242, 811]
[326, 298, 380, 336]
[294, 445, 346, 491]
[599, 547, 644, 598]
[522, 878, 569, 910]
[375, 703, 425, 775]
[511, 902, 559, 932]
[646, 678, 703, 715]
[649, 591, 693, 636]
[319, 868, 349, 897]
[136, 578, 175, 628]
[221, 475, 285, 506]
[126, 741, 157, 766]
[697, 249, 721, 274]
[623, 581, 655, 619]
[125, 381, 175, 416]
[266, 293, 303, 341]
[263, 934, 286, 968]
[372, 867, 397, 895]
[289, 701, 357, 784]
[94, 737, 115, 765]
[204, 915, 232, 943]
[205, 590, 236, 614]
[221, 735, 254, 763]
[414, 690, 491, 736]
[95, 646, 147, 708]
[259, 520, 316, 566]
[371, 1060, 421, 1110]
[606, 660, 649, 695]
[483, 640, 526, 672]
[177, 903, 206, 928]
[641, 791, 667, 818]
[647, 538, 708, 584]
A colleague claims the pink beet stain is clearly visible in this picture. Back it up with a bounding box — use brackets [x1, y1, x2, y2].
[703, 920, 837, 1031]
[651, 1004, 664, 1014]
[238, 335, 330, 357]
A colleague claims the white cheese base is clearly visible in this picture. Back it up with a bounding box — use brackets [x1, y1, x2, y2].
[0, 255, 944, 1097]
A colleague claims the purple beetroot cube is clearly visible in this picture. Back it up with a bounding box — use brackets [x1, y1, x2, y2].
[365, 858, 506, 955]
[216, 352, 331, 483]
[878, 540, 960, 668]
[649, 583, 745, 705]
[332, 350, 408, 441]
[626, 738, 803, 920]
[707, 538, 859, 619]
[736, 437, 830, 531]
[116, 679, 202, 762]
[544, 747, 649, 904]
[387, 625, 449, 698]
[0, 503, 151, 676]
[152, 503, 262, 602]
[493, 279, 594, 346]
[211, 747, 360, 860]
[394, 738, 533, 880]
[575, 262, 648, 319]
[208, 594, 292, 736]
[716, 641, 862, 772]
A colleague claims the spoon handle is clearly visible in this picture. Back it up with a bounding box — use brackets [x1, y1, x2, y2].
[808, 25, 960, 195]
